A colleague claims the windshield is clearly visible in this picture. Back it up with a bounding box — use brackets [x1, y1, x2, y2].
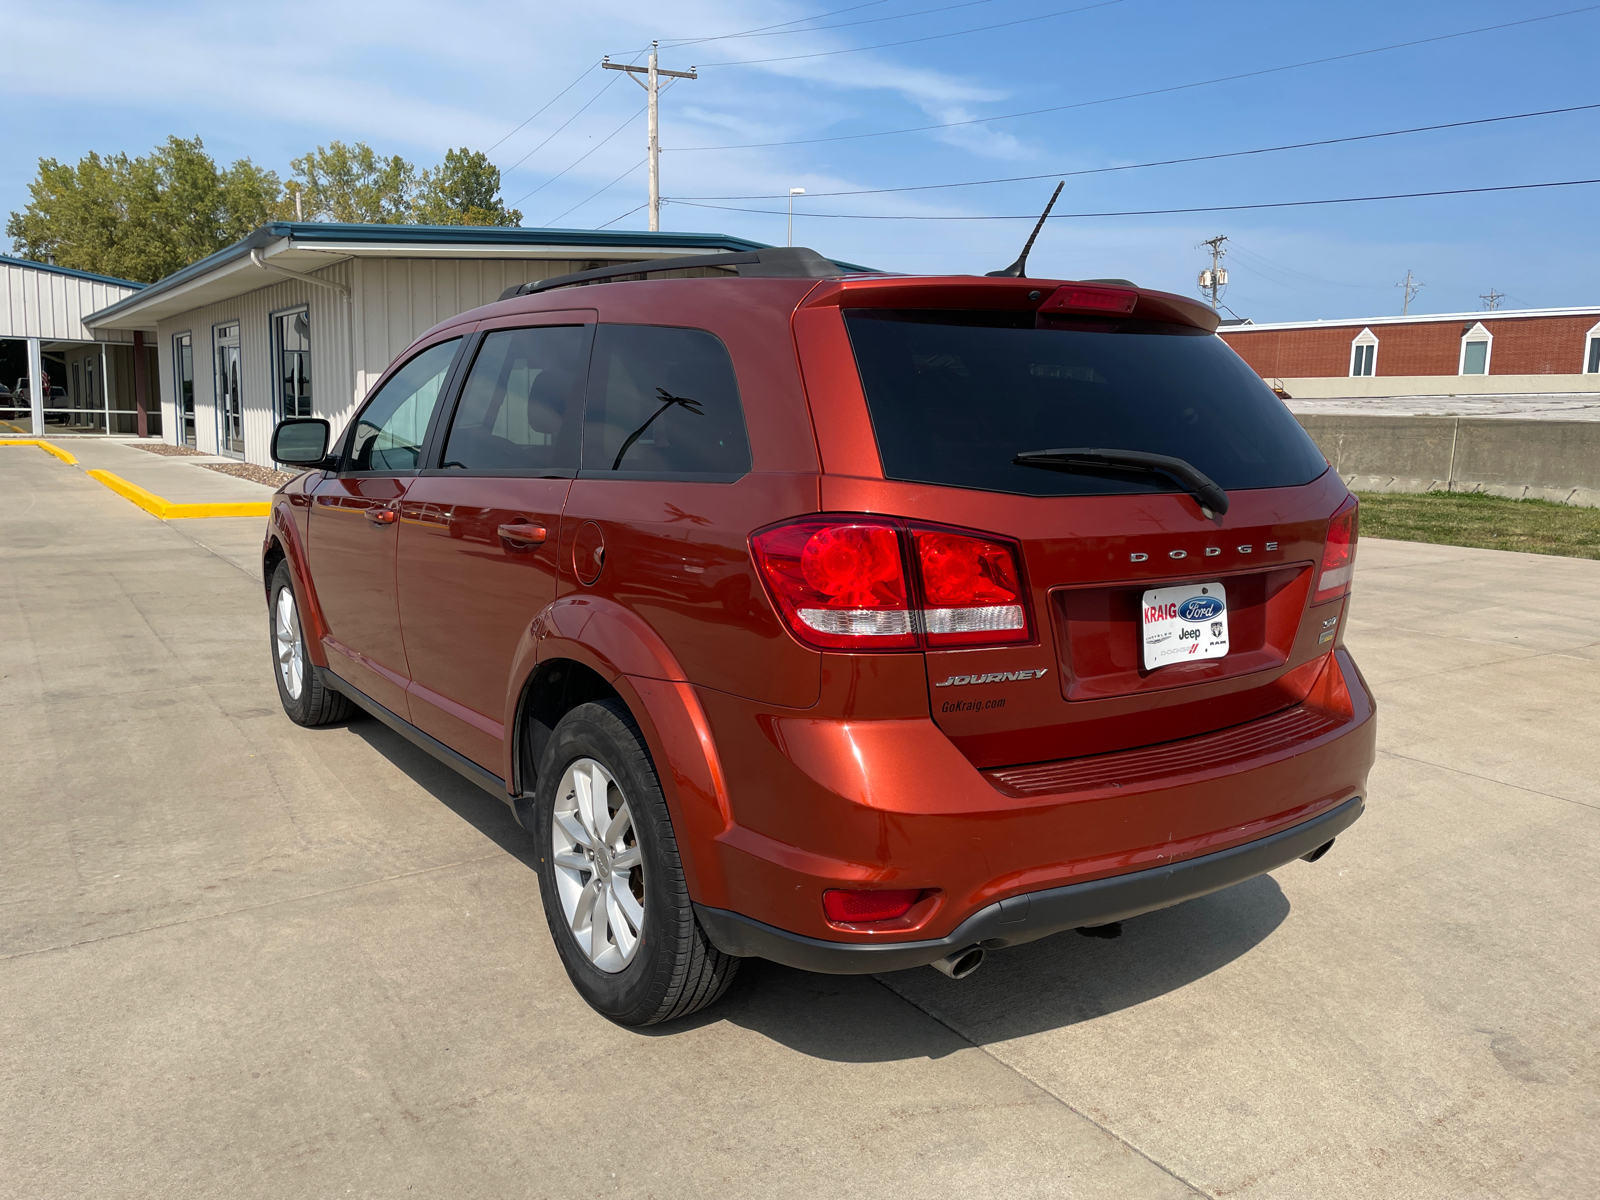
[843, 308, 1327, 498]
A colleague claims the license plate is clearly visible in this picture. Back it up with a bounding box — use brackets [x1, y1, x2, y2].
[1142, 580, 1229, 670]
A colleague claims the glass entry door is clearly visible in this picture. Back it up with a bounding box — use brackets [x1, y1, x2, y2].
[175, 334, 196, 447]
[214, 323, 243, 457]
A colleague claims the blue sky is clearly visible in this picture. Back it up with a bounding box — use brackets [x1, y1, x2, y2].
[4, 0, 1598, 321]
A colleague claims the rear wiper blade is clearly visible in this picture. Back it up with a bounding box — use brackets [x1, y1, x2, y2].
[1012, 447, 1230, 517]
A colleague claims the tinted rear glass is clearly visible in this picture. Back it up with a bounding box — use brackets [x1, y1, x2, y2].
[844, 309, 1327, 497]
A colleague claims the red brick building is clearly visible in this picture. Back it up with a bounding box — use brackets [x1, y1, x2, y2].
[1218, 307, 1600, 397]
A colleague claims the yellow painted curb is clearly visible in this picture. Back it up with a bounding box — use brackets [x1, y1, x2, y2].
[0, 438, 78, 464]
[85, 470, 270, 519]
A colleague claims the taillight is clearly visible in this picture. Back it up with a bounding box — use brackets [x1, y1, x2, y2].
[1315, 495, 1359, 604]
[914, 528, 1028, 647]
[823, 888, 923, 924]
[751, 516, 1030, 652]
[750, 517, 917, 651]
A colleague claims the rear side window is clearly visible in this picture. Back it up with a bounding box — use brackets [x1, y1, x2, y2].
[582, 324, 751, 476]
[348, 338, 461, 472]
[843, 309, 1327, 497]
[442, 325, 589, 472]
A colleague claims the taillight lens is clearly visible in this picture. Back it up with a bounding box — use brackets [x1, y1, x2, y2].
[1315, 495, 1359, 604]
[914, 529, 1028, 647]
[752, 516, 1030, 652]
[823, 888, 923, 924]
[750, 517, 917, 651]
[1039, 284, 1138, 315]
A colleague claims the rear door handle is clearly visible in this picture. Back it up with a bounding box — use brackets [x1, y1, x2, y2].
[365, 505, 398, 525]
[498, 522, 548, 548]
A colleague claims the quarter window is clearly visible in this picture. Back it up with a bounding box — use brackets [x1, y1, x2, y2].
[581, 324, 751, 476]
[442, 325, 589, 471]
[275, 309, 312, 418]
[347, 338, 461, 472]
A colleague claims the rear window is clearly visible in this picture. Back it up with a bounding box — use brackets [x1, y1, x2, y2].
[844, 309, 1327, 497]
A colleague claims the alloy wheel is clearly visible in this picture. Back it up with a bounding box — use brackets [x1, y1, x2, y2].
[551, 757, 645, 973]
[274, 587, 304, 701]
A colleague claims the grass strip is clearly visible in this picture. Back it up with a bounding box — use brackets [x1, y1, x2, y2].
[1356, 490, 1600, 560]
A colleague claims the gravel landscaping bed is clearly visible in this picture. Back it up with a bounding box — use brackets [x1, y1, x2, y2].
[200, 462, 296, 488]
[130, 441, 209, 457]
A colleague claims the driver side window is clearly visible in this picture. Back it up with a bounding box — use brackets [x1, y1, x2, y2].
[347, 338, 462, 472]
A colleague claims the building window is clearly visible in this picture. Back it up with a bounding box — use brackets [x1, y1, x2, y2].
[1350, 329, 1378, 377]
[174, 333, 195, 447]
[1586, 321, 1600, 374]
[274, 308, 312, 418]
[1459, 322, 1492, 375]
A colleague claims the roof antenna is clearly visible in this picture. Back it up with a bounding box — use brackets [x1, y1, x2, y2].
[986, 181, 1064, 278]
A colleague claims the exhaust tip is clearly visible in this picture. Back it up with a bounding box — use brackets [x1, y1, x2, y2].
[1301, 838, 1336, 863]
[931, 945, 985, 980]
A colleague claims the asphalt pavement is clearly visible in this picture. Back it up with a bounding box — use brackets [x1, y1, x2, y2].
[2, 444, 1596, 1199]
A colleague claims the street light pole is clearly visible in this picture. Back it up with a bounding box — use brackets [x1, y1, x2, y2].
[603, 43, 697, 233]
[788, 188, 805, 246]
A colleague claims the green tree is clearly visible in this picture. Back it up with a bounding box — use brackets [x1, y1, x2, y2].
[412, 148, 523, 226]
[6, 136, 285, 283]
[288, 141, 417, 224]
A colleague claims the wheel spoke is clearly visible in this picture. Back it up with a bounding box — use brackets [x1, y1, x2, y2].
[572, 876, 600, 931]
[611, 846, 641, 872]
[608, 888, 638, 959]
[586, 761, 611, 838]
[277, 641, 293, 664]
[613, 880, 644, 934]
[589, 879, 611, 960]
[553, 850, 589, 872]
[603, 801, 632, 848]
[555, 811, 591, 849]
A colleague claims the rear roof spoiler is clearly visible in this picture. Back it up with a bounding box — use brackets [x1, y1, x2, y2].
[500, 247, 872, 300]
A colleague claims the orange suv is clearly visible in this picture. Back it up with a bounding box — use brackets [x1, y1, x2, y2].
[265, 247, 1374, 1026]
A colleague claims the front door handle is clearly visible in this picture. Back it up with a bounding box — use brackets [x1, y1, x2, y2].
[498, 522, 548, 549]
[366, 505, 398, 525]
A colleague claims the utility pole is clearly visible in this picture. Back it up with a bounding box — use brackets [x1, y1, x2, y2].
[1196, 235, 1228, 310]
[1396, 269, 1423, 316]
[788, 188, 805, 246]
[603, 42, 697, 232]
[1480, 287, 1505, 311]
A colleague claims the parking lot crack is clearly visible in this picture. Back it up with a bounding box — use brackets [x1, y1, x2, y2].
[1376, 748, 1600, 813]
[873, 976, 1213, 1197]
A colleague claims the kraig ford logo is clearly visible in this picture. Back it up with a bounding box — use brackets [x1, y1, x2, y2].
[1177, 595, 1225, 622]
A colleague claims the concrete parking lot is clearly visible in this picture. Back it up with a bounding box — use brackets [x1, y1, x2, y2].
[3, 442, 1597, 1199]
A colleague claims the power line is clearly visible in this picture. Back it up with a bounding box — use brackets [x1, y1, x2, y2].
[499, 50, 644, 175]
[666, 176, 1600, 220]
[485, 62, 601, 155]
[668, 4, 1600, 149]
[666, 102, 1600, 199]
[509, 105, 647, 208]
[658, 0, 999, 47]
[596, 203, 649, 230]
[547, 158, 647, 226]
[656, 1, 893, 49]
[696, 0, 1126, 67]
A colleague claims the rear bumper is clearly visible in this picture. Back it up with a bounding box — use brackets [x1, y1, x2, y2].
[698, 794, 1363, 973]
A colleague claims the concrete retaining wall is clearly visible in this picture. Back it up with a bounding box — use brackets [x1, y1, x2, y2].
[1294, 414, 1600, 508]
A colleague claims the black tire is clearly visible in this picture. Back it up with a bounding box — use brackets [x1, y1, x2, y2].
[534, 699, 739, 1026]
[268, 559, 353, 727]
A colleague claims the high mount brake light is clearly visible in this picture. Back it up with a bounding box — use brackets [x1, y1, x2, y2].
[751, 517, 1030, 652]
[1315, 495, 1359, 604]
[1039, 284, 1139, 315]
[822, 888, 924, 924]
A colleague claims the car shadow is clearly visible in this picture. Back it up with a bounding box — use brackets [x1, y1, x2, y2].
[342, 714, 1290, 1061]
[345, 718, 542, 872]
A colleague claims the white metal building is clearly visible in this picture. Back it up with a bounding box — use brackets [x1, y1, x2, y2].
[1, 255, 153, 436]
[82, 223, 770, 466]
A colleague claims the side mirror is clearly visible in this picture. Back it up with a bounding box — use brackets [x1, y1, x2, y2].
[271, 417, 333, 467]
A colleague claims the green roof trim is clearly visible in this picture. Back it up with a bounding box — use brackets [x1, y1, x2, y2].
[0, 254, 146, 289]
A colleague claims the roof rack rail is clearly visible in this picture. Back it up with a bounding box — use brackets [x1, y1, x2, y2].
[500, 247, 861, 301]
